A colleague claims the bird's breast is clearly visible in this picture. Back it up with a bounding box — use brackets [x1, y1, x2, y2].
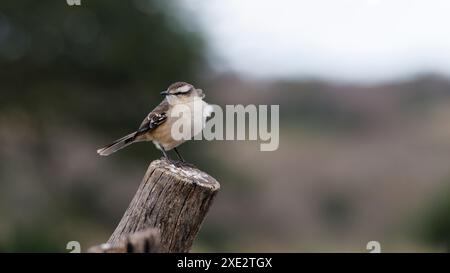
[150, 99, 211, 151]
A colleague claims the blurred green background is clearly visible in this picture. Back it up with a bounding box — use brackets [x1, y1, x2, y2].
[1, 1, 450, 252]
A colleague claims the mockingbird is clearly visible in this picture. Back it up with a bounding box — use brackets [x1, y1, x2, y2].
[97, 82, 211, 163]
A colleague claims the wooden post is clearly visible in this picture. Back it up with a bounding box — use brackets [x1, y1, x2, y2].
[105, 158, 220, 253]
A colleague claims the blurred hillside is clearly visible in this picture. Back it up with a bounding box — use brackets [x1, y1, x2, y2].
[202, 74, 450, 252]
[3, 70, 450, 251]
[1, 1, 450, 252]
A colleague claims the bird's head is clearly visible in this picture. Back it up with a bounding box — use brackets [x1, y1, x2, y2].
[161, 82, 205, 103]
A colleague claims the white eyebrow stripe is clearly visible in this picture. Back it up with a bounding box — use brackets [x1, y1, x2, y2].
[176, 85, 191, 92]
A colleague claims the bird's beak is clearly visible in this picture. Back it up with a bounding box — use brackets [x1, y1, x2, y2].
[160, 91, 169, 96]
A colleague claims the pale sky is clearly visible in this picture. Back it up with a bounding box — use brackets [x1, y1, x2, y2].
[181, 0, 450, 83]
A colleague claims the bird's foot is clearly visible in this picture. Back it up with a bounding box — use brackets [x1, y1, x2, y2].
[178, 161, 197, 169]
[171, 160, 196, 169]
[163, 158, 182, 167]
[161, 157, 196, 169]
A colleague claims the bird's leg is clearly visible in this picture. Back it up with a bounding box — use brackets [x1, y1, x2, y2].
[160, 146, 181, 166]
[173, 147, 196, 168]
[173, 147, 185, 162]
[159, 146, 170, 160]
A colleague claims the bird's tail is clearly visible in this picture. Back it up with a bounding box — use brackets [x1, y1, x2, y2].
[97, 132, 137, 156]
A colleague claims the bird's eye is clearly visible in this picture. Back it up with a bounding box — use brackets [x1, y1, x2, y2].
[173, 91, 189, 96]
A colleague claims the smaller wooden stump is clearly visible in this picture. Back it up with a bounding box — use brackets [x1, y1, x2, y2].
[107, 158, 220, 253]
[88, 228, 160, 253]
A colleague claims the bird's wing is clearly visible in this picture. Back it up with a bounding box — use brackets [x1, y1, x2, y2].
[136, 99, 169, 136]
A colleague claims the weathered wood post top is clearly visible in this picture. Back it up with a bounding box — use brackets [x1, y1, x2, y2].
[106, 158, 220, 253]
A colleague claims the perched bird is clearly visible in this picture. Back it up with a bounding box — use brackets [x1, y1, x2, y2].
[97, 82, 212, 163]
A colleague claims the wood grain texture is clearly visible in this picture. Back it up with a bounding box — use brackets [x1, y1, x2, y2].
[107, 158, 220, 253]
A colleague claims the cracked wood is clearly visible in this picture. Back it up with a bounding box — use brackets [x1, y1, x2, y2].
[107, 158, 220, 253]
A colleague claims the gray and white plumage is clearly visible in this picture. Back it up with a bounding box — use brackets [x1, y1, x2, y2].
[97, 82, 211, 158]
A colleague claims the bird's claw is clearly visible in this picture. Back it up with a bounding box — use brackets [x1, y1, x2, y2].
[161, 157, 196, 168]
[179, 161, 197, 169]
[170, 159, 196, 169]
